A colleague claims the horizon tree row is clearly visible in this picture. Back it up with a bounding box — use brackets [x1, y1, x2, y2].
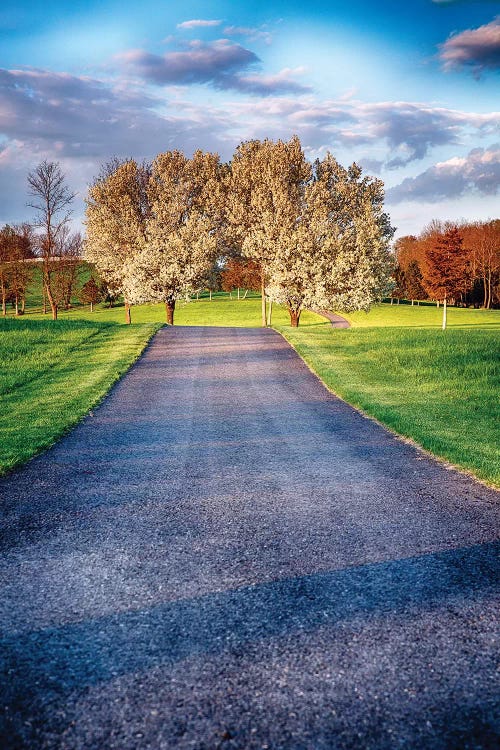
[84, 136, 394, 326]
[394, 220, 500, 310]
[0, 224, 34, 316]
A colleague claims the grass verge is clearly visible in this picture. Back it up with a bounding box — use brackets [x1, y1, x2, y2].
[276, 322, 500, 488]
[342, 302, 500, 329]
[0, 318, 160, 475]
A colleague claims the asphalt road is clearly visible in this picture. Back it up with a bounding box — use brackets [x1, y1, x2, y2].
[0, 326, 499, 750]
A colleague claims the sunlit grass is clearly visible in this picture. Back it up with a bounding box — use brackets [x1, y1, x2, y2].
[343, 302, 500, 329]
[21, 292, 325, 328]
[0, 318, 160, 474]
[277, 322, 500, 487]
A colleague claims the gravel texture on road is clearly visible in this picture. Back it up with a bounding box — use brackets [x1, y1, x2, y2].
[0, 326, 499, 750]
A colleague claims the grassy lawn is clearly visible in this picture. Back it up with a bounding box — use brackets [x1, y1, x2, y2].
[20, 292, 324, 328]
[0, 318, 160, 475]
[277, 305, 500, 487]
[343, 302, 500, 329]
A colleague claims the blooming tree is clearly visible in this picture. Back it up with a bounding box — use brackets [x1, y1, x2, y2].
[227, 136, 310, 326]
[85, 159, 149, 323]
[134, 149, 223, 324]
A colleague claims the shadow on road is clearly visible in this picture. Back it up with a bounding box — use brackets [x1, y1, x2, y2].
[2, 540, 498, 697]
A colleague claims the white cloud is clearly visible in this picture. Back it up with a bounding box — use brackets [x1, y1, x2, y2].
[386, 144, 500, 203]
[223, 25, 273, 45]
[177, 20, 222, 30]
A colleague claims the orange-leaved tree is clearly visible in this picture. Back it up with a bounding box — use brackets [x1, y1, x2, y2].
[425, 227, 469, 329]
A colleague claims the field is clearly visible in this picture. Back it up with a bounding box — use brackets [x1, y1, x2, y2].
[343, 302, 500, 328]
[1, 283, 499, 486]
[19, 289, 323, 328]
[0, 318, 160, 475]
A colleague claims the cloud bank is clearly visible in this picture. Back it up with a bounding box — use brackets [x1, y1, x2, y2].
[117, 40, 310, 95]
[386, 144, 500, 203]
[439, 17, 500, 76]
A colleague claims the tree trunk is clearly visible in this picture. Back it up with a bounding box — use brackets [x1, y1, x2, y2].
[289, 308, 301, 327]
[243, 289, 248, 299]
[390, 297, 393, 305]
[1, 283, 5, 317]
[237, 287, 240, 300]
[261, 270, 266, 327]
[442, 297, 447, 330]
[125, 301, 131, 325]
[15, 295, 19, 316]
[397, 298, 400, 304]
[266, 299, 273, 327]
[21, 297, 25, 314]
[209, 290, 212, 301]
[436, 300, 439, 308]
[166, 299, 175, 325]
[90, 301, 94, 313]
[45, 282, 58, 320]
[411, 299, 414, 306]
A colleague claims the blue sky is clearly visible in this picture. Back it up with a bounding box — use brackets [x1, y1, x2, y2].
[0, 0, 498, 236]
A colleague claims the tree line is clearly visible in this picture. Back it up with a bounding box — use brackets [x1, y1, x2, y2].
[0, 224, 34, 316]
[0, 221, 84, 319]
[394, 220, 500, 310]
[84, 136, 394, 326]
[13, 138, 497, 329]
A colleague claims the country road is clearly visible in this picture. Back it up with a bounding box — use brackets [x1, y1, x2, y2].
[0, 326, 499, 749]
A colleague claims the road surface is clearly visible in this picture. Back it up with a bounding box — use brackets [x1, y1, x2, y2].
[0, 326, 498, 749]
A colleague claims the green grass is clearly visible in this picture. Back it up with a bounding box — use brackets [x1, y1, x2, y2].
[14, 291, 325, 328]
[343, 302, 500, 329]
[277, 321, 500, 487]
[0, 318, 160, 475]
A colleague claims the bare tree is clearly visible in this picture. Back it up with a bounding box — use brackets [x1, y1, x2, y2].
[27, 161, 76, 320]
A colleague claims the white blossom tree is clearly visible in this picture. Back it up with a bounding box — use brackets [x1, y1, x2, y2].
[85, 159, 149, 323]
[227, 137, 311, 327]
[266, 154, 394, 326]
[134, 149, 223, 324]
